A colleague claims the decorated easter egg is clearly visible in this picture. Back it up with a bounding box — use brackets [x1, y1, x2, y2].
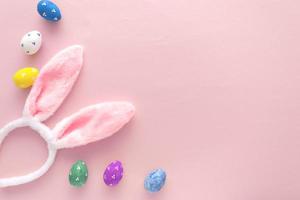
[13, 67, 39, 89]
[20, 31, 42, 55]
[37, 0, 62, 22]
[144, 169, 167, 192]
[69, 160, 88, 187]
[103, 160, 124, 186]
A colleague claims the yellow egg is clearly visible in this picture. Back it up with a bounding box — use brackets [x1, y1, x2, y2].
[13, 67, 39, 89]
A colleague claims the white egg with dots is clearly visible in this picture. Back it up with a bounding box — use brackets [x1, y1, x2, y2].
[20, 31, 42, 55]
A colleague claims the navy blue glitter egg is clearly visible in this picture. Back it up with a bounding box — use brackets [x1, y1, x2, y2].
[144, 169, 166, 192]
[37, 0, 61, 22]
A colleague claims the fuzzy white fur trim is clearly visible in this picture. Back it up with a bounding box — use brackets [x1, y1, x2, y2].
[0, 118, 57, 188]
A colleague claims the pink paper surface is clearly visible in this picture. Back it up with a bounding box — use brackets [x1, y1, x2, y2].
[0, 0, 300, 199]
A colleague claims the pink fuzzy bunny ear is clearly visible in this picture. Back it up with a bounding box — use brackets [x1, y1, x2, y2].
[23, 45, 83, 121]
[53, 102, 135, 149]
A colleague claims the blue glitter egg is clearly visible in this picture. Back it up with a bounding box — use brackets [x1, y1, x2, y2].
[37, 0, 62, 22]
[144, 169, 166, 192]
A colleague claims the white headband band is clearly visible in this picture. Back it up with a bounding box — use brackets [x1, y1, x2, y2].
[0, 45, 135, 188]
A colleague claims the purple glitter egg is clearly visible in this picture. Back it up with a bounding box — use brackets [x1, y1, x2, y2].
[103, 160, 124, 186]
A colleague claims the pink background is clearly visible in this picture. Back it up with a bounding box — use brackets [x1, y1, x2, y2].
[0, 0, 300, 199]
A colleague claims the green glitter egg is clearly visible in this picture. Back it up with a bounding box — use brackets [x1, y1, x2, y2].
[69, 160, 88, 187]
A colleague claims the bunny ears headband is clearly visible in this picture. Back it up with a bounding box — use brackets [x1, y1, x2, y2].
[0, 45, 135, 188]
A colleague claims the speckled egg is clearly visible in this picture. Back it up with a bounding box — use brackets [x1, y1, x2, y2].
[20, 31, 42, 55]
[144, 169, 167, 192]
[37, 0, 62, 22]
[69, 160, 88, 187]
[103, 160, 124, 186]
